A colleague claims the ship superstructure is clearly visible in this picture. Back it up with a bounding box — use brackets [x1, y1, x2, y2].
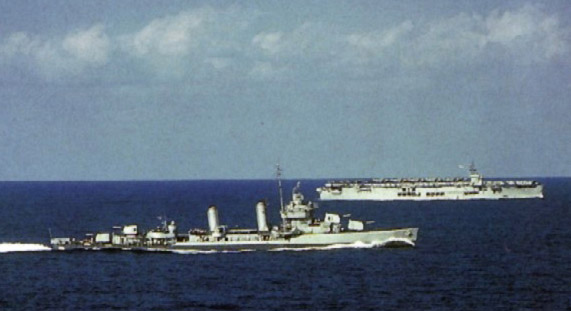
[317, 164, 543, 201]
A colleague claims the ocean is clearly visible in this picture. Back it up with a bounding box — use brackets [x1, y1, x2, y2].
[0, 178, 569, 310]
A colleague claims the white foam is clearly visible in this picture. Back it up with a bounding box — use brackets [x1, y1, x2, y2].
[270, 243, 371, 252]
[269, 239, 415, 252]
[0, 243, 52, 253]
[170, 249, 256, 255]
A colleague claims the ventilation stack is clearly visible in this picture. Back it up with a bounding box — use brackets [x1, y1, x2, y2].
[256, 201, 269, 232]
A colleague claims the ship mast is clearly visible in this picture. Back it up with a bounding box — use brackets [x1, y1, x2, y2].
[276, 163, 284, 214]
[469, 161, 477, 174]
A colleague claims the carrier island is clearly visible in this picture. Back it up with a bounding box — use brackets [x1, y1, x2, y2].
[51, 167, 418, 252]
[317, 163, 543, 201]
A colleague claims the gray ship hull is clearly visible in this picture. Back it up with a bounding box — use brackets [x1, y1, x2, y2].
[172, 228, 417, 250]
[318, 164, 543, 201]
[318, 183, 544, 201]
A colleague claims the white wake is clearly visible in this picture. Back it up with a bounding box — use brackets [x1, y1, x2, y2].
[270, 239, 415, 252]
[0, 243, 52, 253]
[171, 249, 256, 255]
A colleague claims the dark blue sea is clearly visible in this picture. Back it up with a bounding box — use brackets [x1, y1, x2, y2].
[0, 178, 569, 311]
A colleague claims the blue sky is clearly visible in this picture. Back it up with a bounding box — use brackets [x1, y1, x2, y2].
[0, 1, 569, 180]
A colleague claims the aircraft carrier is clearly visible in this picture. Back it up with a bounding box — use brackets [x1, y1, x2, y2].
[317, 163, 543, 201]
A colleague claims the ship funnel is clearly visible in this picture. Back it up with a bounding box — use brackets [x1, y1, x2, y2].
[256, 201, 269, 232]
[168, 221, 177, 234]
[207, 205, 219, 232]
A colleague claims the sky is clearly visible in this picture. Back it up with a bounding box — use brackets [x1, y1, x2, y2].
[0, 0, 569, 180]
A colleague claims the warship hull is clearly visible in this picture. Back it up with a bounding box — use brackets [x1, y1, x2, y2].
[318, 164, 543, 201]
[52, 228, 418, 252]
[318, 184, 543, 201]
[172, 228, 417, 250]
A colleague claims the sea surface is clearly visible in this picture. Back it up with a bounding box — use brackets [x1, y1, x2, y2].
[0, 178, 569, 311]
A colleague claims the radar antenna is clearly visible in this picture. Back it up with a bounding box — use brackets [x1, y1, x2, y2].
[469, 161, 477, 173]
[459, 161, 478, 174]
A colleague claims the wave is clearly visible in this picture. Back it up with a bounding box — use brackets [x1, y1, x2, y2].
[0, 243, 52, 253]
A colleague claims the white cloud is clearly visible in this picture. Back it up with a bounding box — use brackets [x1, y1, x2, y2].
[1, 25, 111, 79]
[1, 3, 568, 82]
[252, 32, 283, 55]
[33, 42, 70, 75]
[249, 22, 339, 78]
[484, 4, 568, 60]
[347, 20, 413, 51]
[0, 32, 40, 57]
[345, 20, 414, 65]
[123, 10, 211, 58]
[342, 4, 569, 68]
[486, 8, 536, 43]
[407, 13, 487, 66]
[409, 4, 568, 66]
[251, 22, 331, 59]
[62, 24, 110, 66]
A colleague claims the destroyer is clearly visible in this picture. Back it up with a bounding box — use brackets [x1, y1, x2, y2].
[317, 163, 543, 201]
[51, 168, 418, 252]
